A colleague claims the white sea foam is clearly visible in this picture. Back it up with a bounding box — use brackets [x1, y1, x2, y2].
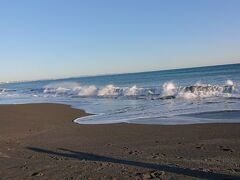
[178, 91, 198, 99]
[176, 80, 237, 100]
[123, 85, 139, 96]
[226, 80, 234, 86]
[78, 85, 97, 96]
[162, 82, 176, 96]
[98, 85, 118, 96]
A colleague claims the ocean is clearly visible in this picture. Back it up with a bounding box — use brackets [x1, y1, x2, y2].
[0, 63, 240, 125]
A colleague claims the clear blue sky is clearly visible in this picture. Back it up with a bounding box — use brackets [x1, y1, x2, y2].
[0, 0, 239, 82]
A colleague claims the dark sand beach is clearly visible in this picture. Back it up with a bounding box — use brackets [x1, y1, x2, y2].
[0, 103, 240, 180]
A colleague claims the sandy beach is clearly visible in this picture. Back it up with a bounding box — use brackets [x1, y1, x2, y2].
[1, 0, 240, 179]
[0, 103, 240, 180]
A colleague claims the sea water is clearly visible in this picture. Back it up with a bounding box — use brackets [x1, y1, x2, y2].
[0, 64, 240, 125]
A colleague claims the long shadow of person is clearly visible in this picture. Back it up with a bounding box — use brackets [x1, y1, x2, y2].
[27, 147, 239, 180]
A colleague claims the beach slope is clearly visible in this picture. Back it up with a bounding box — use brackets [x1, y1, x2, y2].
[0, 103, 240, 179]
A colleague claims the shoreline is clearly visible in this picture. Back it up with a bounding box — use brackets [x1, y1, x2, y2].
[0, 103, 240, 179]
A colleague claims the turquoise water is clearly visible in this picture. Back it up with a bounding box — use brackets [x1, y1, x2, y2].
[0, 63, 240, 124]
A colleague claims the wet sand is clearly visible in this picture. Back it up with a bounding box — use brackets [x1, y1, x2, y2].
[0, 103, 240, 180]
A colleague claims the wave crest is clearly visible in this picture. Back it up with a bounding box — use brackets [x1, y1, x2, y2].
[11, 79, 238, 100]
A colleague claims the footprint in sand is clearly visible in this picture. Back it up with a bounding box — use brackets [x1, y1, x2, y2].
[31, 172, 44, 177]
[151, 153, 166, 159]
[195, 144, 205, 150]
[135, 170, 166, 179]
[218, 146, 234, 152]
[0, 152, 10, 158]
[123, 147, 142, 155]
[128, 150, 142, 156]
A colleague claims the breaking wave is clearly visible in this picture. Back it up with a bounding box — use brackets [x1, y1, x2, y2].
[42, 80, 239, 100]
[0, 80, 238, 100]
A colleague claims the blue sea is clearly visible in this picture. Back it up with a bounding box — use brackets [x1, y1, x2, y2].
[0, 64, 240, 125]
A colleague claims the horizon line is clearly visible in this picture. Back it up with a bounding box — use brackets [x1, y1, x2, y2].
[1, 62, 239, 85]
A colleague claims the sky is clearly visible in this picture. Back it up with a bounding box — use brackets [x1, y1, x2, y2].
[0, 0, 240, 82]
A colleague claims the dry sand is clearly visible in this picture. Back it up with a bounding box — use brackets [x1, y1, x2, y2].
[0, 103, 240, 180]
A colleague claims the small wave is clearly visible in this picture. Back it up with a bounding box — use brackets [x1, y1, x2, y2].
[179, 110, 240, 120]
[43, 82, 97, 97]
[176, 80, 238, 100]
[0, 88, 19, 98]
[43, 82, 162, 98]
[0, 88, 16, 93]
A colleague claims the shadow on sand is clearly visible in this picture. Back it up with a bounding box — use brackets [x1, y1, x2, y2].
[27, 147, 239, 179]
